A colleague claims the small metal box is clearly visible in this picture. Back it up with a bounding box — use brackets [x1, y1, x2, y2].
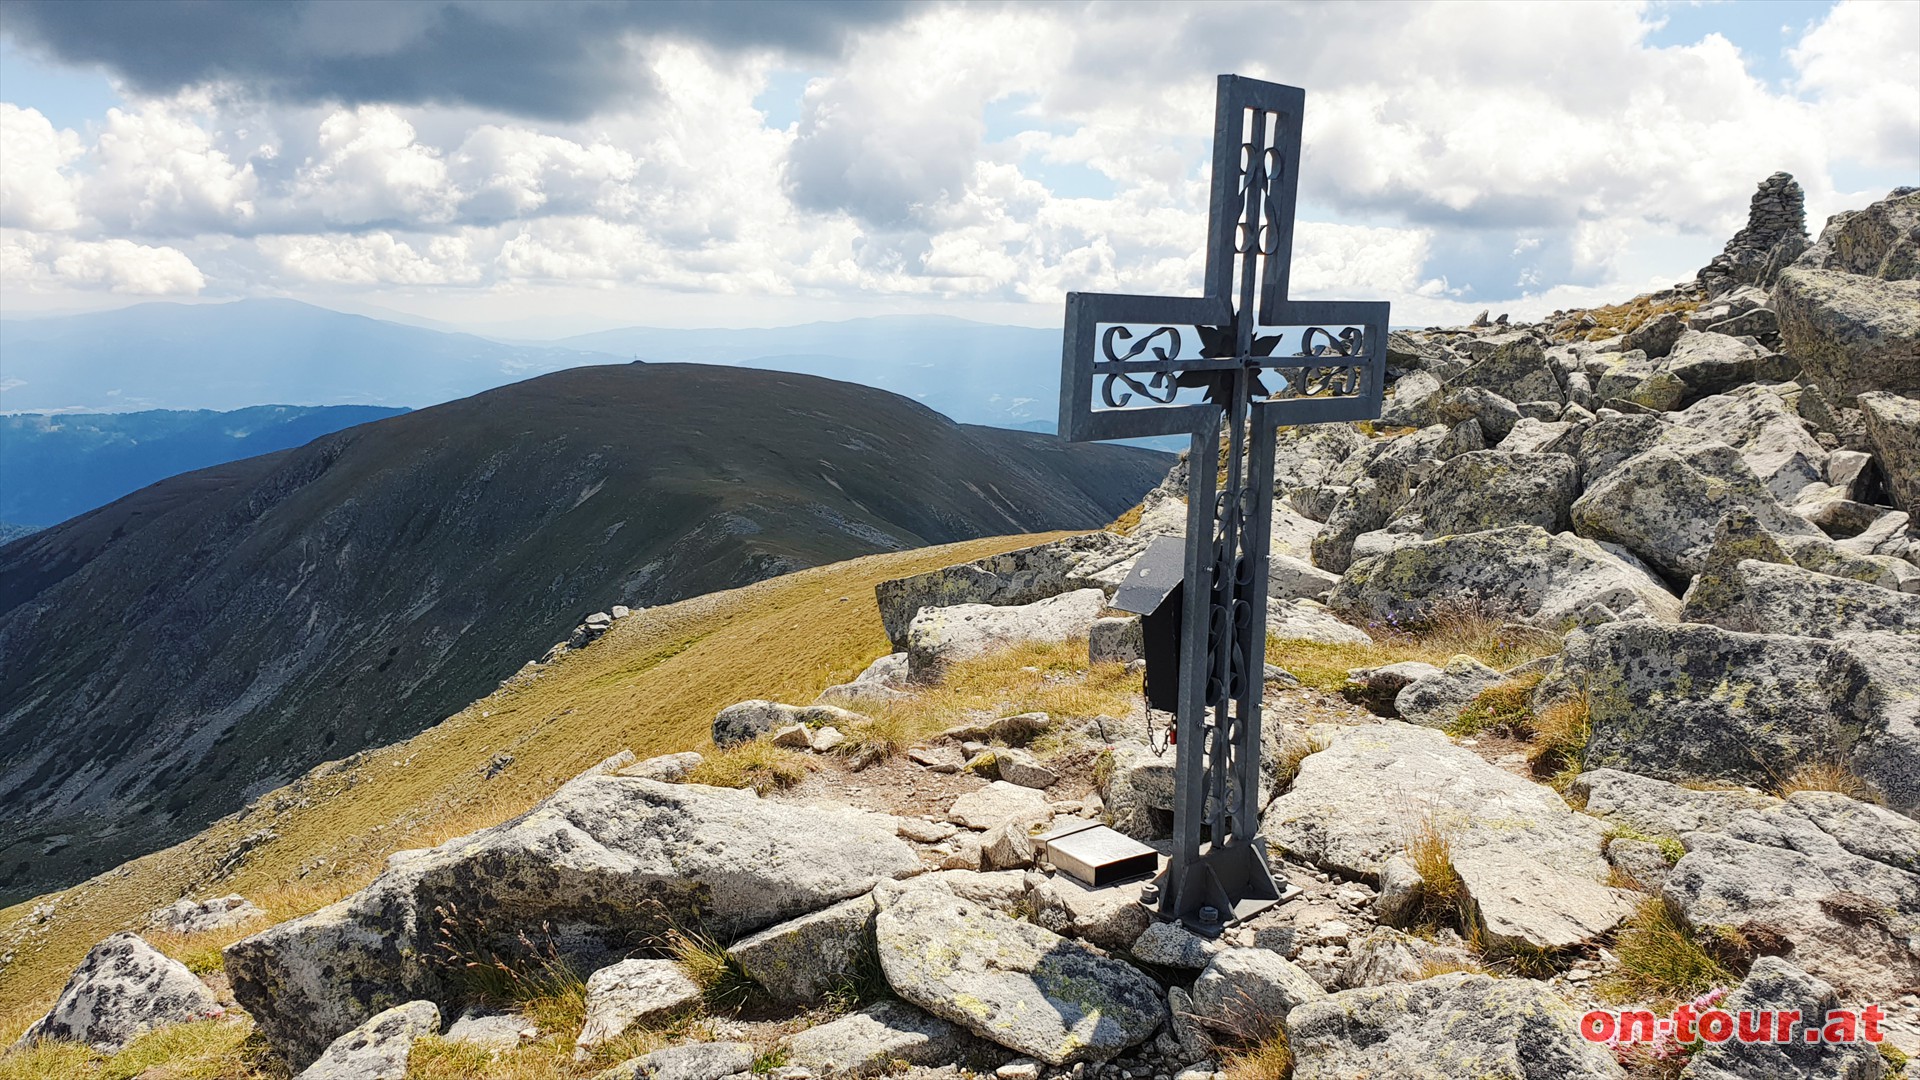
[1040, 821, 1160, 888]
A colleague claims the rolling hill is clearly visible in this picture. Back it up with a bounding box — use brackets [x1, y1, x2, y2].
[0, 363, 1169, 902]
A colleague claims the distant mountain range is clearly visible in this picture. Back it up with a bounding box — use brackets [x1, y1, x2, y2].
[0, 300, 1062, 432]
[1, 405, 407, 527]
[0, 362, 1170, 901]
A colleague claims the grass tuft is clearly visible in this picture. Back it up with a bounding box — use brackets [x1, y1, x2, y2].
[1602, 898, 1731, 1007]
[1526, 696, 1591, 790]
[1404, 815, 1470, 932]
[1775, 762, 1881, 804]
[685, 741, 814, 795]
[1447, 672, 1544, 738]
[667, 926, 755, 1011]
[1221, 1028, 1293, 1080]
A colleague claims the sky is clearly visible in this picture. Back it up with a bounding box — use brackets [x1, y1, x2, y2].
[0, 0, 1915, 336]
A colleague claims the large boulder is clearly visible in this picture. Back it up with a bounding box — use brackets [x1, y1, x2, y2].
[1794, 187, 1920, 281]
[1664, 792, 1920, 1000]
[1859, 391, 1920, 515]
[226, 775, 919, 1066]
[148, 894, 264, 935]
[1569, 441, 1821, 581]
[1679, 957, 1890, 1080]
[297, 1000, 440, 1080]
[906, 589, 1106, 681]
[1661, 330, 1782, 404]
[1452, 333, 1566, 403]
[1568, 769, 1779, 840]
[1190, 948, 1326, 1031]
[873, 887, 1164, 1064]
[1413, 451, 1578, 536]
[1774, 266, 1920, 404]
[1680, 558, 1920, 637]
[1286, 974, 1625, 1079]
[875, 532, 1143, 649]
[1327, 526, 1680, 630]
[785, 1001, 968, 1077]
[1677, 384, 1829, 503]
[596, 1042, 757, 1080]
[1391, 656, 1503, 728]
[1540, 622, 1920, 815]
[17, 932, 220, 1053]
[1265, 722, 1632, 951]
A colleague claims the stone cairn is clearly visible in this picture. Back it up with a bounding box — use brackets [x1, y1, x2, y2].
[1697, 171, 1808, 297]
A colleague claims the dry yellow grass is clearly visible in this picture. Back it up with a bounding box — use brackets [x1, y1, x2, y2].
[0, 1017, 281, 1080]
[1221, 1029, 1293, 1080]
[1527, 696, 1592, 789]
[0, 532, 1079, 1035]
[1270, 625, 1560, 697]
[1776, 761, 1882, 803]
[856, 640, 1142, 756]
[1566, 294, 1699, 342]
[1404, 815, 1470, 931]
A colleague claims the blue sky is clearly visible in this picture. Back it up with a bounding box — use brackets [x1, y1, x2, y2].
[1, 0, 1914, 334]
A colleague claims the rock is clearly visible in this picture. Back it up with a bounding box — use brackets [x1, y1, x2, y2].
[948, 782, 1052, 830]
[980, 819, 1037, 871]
[1089, 616, 1145, 665]
[1267, 552, 1342, 601]
[1775, 266, 1920, 404]
[1662, 330, 1774, 404]
[818, 652, 912, 706]
[1266, 723, 1632, 951]
[1130, 920, 1218, 970]
[1380, 369, 1443, 426]
[1337, 927, 1477, 989]
[1310, 477, 1396, 574]
[1327, 526, 1680, 629]
[1623, 369, 1688, 411]
[1859, 391, 1920, 514]
[1268, 598, 1373, 645]
[1023, 873, 1152, 951]
[1681, 557, 1920, 636]
[729, 893, 876, 1006]
[1429, 386, 1520, 443]
[895, 816, 957, 843]
[1494, 416, 1575, 454]
[1286, 974, 1625, 1079]
[1679, 957, 1888, 1080]
[617, 752, 704, 782]
[1542, 622, 1920, 813]
[771, 723, 813, 749]
[1568, 769, 1779, 839]
[1414, 450, 1578, 536]
[991, 748, 1057, 791]
[1570, 441, 1821, 581]
[575, 959, 703, 1057]
[1391, 656, 1502, 728]
[1190, 948, 1325, 1033]
[17, 932, 219, 1053]
[1779, 532, 1920, 593]
[1098, 746, 1174, 842]
[1453, 333, 1565, 403]
[297, 1000, 440, 1080]
[874, 889, 1165, 1064]
[909, 746, 965, 774]
[942, 711, 1052, 745]
[1677, 505, 1794, 621]
[1699, 171, 1810, 295]
[442, 1008, 534, 1051]
[1340, 660, 1442, 715]
[1664, 792, 1920, 1000]
[940, 835, 983, 870]
[149, 894, 264, 935]
[906, 589, 1107, 681]
[1796, 186, 1920, 280]
[595, 1042, 757, 1080]
[810, 726, 846, 753]
[1272, 422, 1375, 491]
[713, 701, 869, 747]
[875, 532, 1146, 649]
[1623, 312, 1687, 359]
[226, 776, 917, 1065]
[786, 1001, 967, 1077]
[1678, 384, 1830, 502]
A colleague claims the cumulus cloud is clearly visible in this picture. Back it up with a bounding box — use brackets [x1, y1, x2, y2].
[3, 0, 909, 121]
[258, 230, 479, 285]
[86, 97, 259, 234]
[288, 106, 457, 228]
[1790, 0, 1920, 169]
[2, 231, 205, 294]
[0, 104, 84, 230]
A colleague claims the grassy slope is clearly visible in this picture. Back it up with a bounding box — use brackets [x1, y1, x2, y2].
[0, 530, 1075, 1027]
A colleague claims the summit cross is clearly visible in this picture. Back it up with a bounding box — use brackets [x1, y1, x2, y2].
[1057, 75, 1390, 932]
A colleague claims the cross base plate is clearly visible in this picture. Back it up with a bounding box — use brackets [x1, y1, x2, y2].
[1140, 835, 1301, 937]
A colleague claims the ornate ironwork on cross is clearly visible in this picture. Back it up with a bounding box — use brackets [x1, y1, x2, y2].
[1058, 75, 1390, 933]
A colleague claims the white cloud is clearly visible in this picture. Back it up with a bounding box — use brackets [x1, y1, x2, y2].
[0, 105, 84, 230]
[85, 96, 258, 233]
[2, 231, 205, 294]
[1790, 0, 1920, 169]
[258, 230, 479, 285]
[289, 106, 457, 227]
[450, 125, 638, 221]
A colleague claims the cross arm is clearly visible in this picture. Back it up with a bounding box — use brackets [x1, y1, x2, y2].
[1059, 292, 1234, 442]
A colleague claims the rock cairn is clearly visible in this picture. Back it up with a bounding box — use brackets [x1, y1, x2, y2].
[1698, 171, 1808, 296]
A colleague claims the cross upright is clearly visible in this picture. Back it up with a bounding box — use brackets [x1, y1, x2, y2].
[1058, 75, 1389, 933]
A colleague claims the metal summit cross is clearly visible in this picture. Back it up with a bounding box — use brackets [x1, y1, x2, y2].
[1058, 75, 1389, 933]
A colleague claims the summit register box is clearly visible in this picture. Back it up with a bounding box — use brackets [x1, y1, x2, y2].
[1040, 820, 1159, 888]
